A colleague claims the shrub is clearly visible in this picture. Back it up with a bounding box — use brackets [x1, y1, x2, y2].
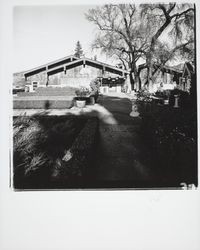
[154, 89, 171, 99]
[75, 87, 90, 100]
[139, 107, 197, 185]
[90, 78, 101, 102]
[136, 89, 152, 102]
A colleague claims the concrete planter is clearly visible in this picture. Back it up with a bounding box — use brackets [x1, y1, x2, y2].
[76, 100, 86, 108]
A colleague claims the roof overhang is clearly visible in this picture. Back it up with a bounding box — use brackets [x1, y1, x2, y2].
[24, 56, 130, 78]
[24, 55, 78, 78]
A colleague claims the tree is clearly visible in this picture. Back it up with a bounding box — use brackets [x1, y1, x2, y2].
[140, 3, 195, 90]
[86, 4, 195, 91]
[74, 41, 84, 58]
[85, 4, 148, 90]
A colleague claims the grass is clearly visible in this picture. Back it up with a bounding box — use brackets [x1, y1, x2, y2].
[13, 115, 87, 189]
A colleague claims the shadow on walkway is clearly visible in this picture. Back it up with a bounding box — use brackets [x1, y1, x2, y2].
[90, 93, 157, 187]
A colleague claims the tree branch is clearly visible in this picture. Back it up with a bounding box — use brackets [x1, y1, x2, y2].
[171, 7, 194, 19]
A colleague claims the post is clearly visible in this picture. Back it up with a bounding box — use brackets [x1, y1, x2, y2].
[174, 95, 179, 108]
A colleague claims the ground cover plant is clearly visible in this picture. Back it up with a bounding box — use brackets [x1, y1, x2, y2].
[139, 104, 197, 187]
[13, 115, 87, 189]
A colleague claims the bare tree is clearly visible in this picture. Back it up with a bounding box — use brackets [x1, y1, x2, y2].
[85, 4, 148, 90]
[86, 4, 195, 91]
[140, 3, 194, 90]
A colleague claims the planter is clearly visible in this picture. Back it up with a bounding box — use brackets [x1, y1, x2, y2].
[76, 100, 86, 108]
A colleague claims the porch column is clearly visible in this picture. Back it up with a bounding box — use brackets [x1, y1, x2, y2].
[46, 74, 49, 86]
[102, 66, 105, 77]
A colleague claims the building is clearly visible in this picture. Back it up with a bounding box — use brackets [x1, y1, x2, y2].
[13, 55, 131, 94]
[138, 61, 194, 93]
[178, 62, 195, 92]
[138, 63, 183, 92]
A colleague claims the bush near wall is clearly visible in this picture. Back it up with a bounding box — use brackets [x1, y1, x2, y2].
[139, 106, 197, 186]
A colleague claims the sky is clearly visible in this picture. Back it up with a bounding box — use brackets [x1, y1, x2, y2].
[13, 5, 111, 72]
[13, 4, 192, 73]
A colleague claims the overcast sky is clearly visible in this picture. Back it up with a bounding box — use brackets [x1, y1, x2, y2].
[13, 5, 111, 72]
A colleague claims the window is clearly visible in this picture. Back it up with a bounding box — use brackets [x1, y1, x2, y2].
[32, 81, 38, 91]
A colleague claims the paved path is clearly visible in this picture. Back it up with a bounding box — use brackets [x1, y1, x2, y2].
[93, 93, 153, 183]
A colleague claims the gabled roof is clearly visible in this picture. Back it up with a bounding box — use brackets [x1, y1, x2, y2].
[24, 56, 130, 78]
[47, 57, 130, 76]
[23, 55, 79, 77]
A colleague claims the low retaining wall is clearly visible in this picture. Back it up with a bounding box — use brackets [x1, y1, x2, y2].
[13, 97, 74, 109]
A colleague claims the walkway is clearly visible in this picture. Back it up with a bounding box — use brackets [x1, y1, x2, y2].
[93, 93, 153, 185]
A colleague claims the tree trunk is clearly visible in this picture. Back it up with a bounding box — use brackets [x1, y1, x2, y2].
[130, 61, 140, 91]
[133, 69, 140, 91]
[146, 53, 154, 92]
[129, 72, 134, 90]
[148, 65, 154, 92]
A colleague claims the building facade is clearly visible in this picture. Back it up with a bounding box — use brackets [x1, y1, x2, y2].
[13, 55, 131, 94]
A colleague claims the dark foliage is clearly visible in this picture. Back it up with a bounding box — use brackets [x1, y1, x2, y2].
[139, 105, 197, 186]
